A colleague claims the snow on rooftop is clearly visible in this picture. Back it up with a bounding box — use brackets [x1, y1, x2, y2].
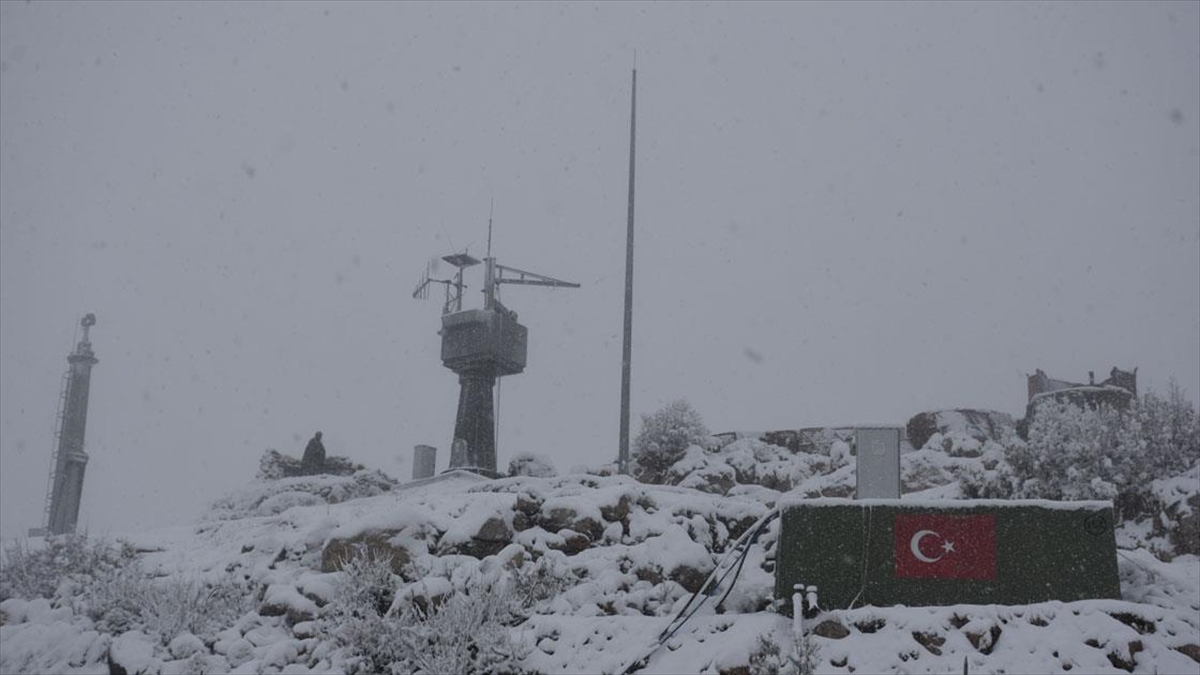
[781, 496, 1116, 511]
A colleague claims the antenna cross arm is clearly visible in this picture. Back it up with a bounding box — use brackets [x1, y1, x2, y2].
[494, 263, 580, 289]
[412, 276, 456, 299]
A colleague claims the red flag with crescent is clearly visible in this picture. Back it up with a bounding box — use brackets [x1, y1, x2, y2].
[894, 514, 996, 580]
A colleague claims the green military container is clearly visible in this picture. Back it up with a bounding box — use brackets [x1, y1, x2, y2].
[775, 498, 1120, 612]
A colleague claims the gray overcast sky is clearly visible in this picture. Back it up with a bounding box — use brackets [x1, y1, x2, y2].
[2, 1, 1197, 540]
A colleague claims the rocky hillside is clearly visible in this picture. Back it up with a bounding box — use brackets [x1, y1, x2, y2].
[2, 453, 1199, 674]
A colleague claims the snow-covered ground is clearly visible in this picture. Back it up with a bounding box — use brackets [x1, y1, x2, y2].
[3, 457, 1198, 675]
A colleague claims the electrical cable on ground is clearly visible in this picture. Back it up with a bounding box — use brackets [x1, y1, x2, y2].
[619, 508, 781, 674]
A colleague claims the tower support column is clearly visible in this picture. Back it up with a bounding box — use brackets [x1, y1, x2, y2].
[450, 368, 499, 477]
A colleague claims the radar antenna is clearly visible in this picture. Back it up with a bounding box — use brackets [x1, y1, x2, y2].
[412, 252, 480, 315]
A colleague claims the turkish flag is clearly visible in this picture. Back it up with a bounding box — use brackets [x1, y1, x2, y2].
[894, 514, 996, 580]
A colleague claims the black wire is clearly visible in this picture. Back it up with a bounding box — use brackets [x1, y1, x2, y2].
[625, 510, 781, 674]
[713, 511, 778, 612]
[656, 511, 777, 643]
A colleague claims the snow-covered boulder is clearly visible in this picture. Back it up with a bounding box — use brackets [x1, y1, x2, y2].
[258, 584, 320, 625]
[906, 409, 1019, 452]
[321, 531, 417, 576]
[508, 452, 558, 478]
[1147, 464, 1200, 556]
[206, 469, 398, 521]
[108, 631, 158, 675]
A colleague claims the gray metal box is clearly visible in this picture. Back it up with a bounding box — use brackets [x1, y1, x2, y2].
[412, 445, 437, 480]
[856, 427, 901, 499]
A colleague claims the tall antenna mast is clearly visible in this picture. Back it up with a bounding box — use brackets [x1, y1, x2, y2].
[487, 199, 498, 456]
[33, 313, 99, 536]
[618, 64, 637, 475]
[487, 198, 494, 260]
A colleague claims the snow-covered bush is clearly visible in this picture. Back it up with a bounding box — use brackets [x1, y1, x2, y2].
[136, 575, 256, 643]
[325, 552, 405, 674]
[396, 582, 528, 675]
[1003, 399, 1130, 500]
[1, 534, 253, 644]
[326, 548, 529, 675]
[1126, 382, 1200, 480]
[1004, 387, 1199, 505]
[77, 563, 255, 642]
[634, 399, 710, 484]
[507, 556, 569, 615]
[508, 452, 558, 478]
[77, 559, 146, 633]
[0, 534, 136, 603]
[258, 448, 367, 479]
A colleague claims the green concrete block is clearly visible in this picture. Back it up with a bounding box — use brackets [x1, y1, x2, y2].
[775, 499, 1120, 612]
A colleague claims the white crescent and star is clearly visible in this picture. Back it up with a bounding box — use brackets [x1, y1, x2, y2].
[910, 530, 956, 563]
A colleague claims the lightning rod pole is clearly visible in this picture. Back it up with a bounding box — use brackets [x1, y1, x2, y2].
[618, 65, 637, 475]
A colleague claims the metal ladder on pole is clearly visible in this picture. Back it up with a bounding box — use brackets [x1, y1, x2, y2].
[39, 369, 71, 531]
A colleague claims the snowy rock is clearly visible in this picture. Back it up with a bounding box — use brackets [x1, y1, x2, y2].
[0, 598, 28, 625]
[1173, 504, 1200, 556]
[487, 542, 526, 571]
[513, 510, 535, 531]
[258, 584, 320, 625]
[295, 573, 337, 607]
[475, 515, 513, 542]
[1177, 644, 1200, 664]
[446, 515, 515, 559]
[167, 632, 205, 659]
[260, 639, 300, 668]
[900, 448, 958, 492]
[675, 455, 737, 495]
[438, 494, 518, 558]
[256, 491, 324, 516]
[18, 598, 70, 624]
[538, 496, 605, 541]
[509, 452, 558, 478]
[515, 492, 544, 516]
[109, 631, 157, 675]
[244, 624, 289, 647]
[321, 531, 412, 575]
[907, 409, 1018, 451]
[223, 638, 255, 667]
[600, 494, 633, 523]
[0, 620, 109, 675]
[208, 469, 397, 521]
[669, 564, 709, 594]
[210, 628, 241, 655]
[538, 506, 581, 533]
[634, 564, 663, 585]
[168, 653, 229, 675]
[397, 576, 454, 616]
[551, 530, 592, 556]
[1151, 466, 1200, 555]
[813, 618, 850, 639]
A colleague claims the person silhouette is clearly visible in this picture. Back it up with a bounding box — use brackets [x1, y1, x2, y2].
[301, 431, 325, 475]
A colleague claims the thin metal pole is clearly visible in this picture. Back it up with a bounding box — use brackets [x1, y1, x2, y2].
[619, 67, 637, 475]
[485, 200, 495, 310]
